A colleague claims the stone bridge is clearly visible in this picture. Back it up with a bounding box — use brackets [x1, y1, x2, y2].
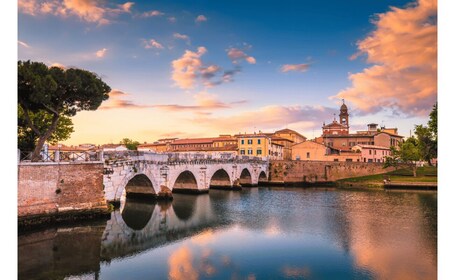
[102, 152, 269, 204]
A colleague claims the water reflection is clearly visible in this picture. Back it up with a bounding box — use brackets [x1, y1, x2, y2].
[18, 188, 437, 280]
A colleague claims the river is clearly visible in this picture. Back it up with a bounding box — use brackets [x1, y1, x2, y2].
[18, 187, 437, 280]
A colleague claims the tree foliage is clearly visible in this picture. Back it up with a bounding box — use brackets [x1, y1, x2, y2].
[384, 137, 420, 176]
[120, 138, 141, 150]
[414, 103, 437, 166]
[18, 60, 111, 161]
[18, 105, 74, 151]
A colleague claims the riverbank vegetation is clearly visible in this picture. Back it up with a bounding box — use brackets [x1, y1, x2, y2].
[336, 166, 437, 187]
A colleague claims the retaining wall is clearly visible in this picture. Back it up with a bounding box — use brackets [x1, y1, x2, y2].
[269, 160, 397, 185]
[18, 162, 109, 228]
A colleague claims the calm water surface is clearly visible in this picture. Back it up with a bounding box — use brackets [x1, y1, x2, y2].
[18, 187, 437, 280]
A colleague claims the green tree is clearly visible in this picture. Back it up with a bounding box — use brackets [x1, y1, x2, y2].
[428, 103, 437, 140]
[18, 60, 110, 161]
[18, 105, 74, 152]
[120, 138, 141, 150]
[384, 136, 421, 177]
[414, 124, 437, 166]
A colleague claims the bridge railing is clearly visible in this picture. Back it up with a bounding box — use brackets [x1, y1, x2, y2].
[103, 151, 268, 166]
[18, 149, 103, 163]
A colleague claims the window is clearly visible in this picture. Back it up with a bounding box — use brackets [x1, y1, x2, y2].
[258, 139, 261, 144]
[240, 149, 245, 155]
[346, 159, 353, 162]
[374, 150, 377, 155]
[334, 159, 339, 162]
[248, 149, 253, 155]
[241, 139, 244, 145]
[257, 149, 262, 155]
[296, 155, 300, 160]
[306, 152, 310, 159]
[248, 139, 253, 144]
[369, 150, 372, 155]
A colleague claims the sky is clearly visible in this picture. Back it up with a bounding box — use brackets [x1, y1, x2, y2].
[17, 0, 438, 145]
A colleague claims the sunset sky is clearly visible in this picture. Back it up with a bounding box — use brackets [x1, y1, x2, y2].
[17, 0, 438, 145]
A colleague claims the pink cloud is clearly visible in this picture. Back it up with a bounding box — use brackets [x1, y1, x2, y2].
[18, 40, 31, 48]
[173, 33, 190, 44]
[334, 0, 437, 117]
[142, 10, 164, 17]
[195, 15, 207, 22]
[18, 0, 133, 25]
[193, 105, 336, 132]
[227, 48, 256, 64]
[95, 47, 108, 58]
[143, 39, 164, 49]
[171, 47, 207, 89]
[281, 63, 310, 73]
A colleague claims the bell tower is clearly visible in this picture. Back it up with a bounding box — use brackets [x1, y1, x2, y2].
[339, 99, 349, 129]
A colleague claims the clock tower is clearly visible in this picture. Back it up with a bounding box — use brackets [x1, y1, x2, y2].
[339, 99, 349, 130]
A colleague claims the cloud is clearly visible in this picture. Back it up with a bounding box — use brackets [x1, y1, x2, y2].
[193, 105, 337, 132]
[116, 2, 134, 13]
[18, 0, 133, 25]
[173, 33, 190, 44]
[95, 48, 107, 58]
[143, 39, 164, 49]
[226, 48, 256, 64]
[108, 89, 128, 97]
[168, 16, 177, 23]
[142, 10, 164, 17]
[281, 63, 310, 73]
[171, 46, 207, 89]
[334, 0, 437, 117]
[195, 15, 207, 22]
[99, 89, 150, 110]
[49, 62, 66, 69]
[152, 92, 247, 112]
[168, 246, 198, 280]
[18, 40, 31, 48]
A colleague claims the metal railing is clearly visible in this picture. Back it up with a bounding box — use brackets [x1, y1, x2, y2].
[102, 151, 269, 166]
[18, 149, 103, 163]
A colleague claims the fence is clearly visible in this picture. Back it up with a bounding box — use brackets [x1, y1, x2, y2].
[18, 149, 103, 163]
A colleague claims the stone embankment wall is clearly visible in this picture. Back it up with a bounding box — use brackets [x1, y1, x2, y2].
[18, 162, 109, 227]
[269, 160, 397, 185]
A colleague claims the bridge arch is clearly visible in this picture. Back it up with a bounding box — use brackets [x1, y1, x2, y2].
[239, 168, 253, 186]
[209, 168, 232, 189]
[115, 172, 159, 202]
[172, 170, 199, 193]
[258, 171, 268, 185]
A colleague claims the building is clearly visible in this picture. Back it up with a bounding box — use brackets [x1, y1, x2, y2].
[315, 101, 404, 150]
[236, 133, 284, 160]
[274, 128, 307, 144]
[137, 135, 238, 155]
[291, 140, 361, 162]
[102, 144, 129, 152]
[351, 145, 391, 163]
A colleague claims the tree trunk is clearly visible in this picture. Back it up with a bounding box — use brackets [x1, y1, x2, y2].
[413, 165, 417, 177]
[31, 114, 60, 162]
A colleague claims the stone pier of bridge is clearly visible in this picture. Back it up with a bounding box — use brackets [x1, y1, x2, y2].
[102, 152, 269, 204]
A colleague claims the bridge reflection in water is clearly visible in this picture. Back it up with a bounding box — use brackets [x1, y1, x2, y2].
[101, 193, 220, 262]
[18, 189, 437, 280]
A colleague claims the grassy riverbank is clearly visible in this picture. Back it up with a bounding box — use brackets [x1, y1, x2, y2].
[336, 166, 437, 188]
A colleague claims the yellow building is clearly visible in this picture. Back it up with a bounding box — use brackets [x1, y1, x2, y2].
[235, 133, 283, 159]
[274, 128, 307, 144]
